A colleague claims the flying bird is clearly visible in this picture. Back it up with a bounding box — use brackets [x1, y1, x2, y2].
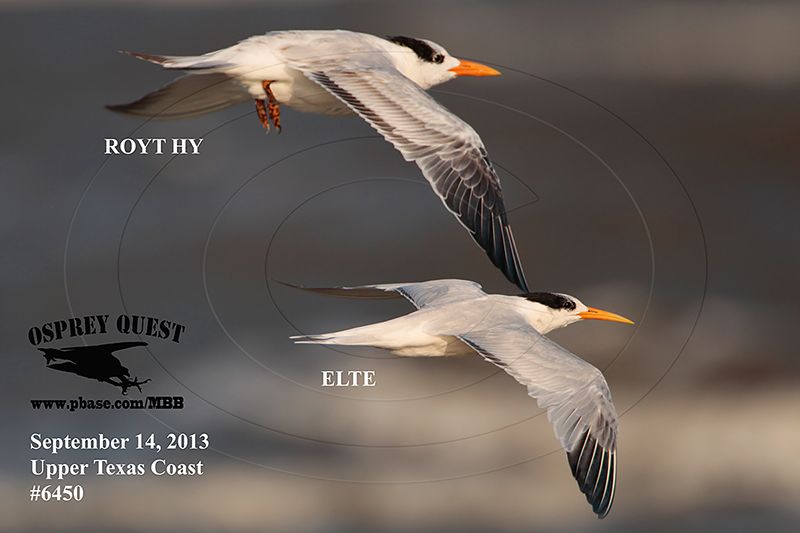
[39, 341, 151, 394]
[109, 30, 529, 291]
[286, 279, 633, 518]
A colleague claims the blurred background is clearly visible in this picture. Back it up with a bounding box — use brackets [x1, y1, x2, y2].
[2, 0, 799, 531]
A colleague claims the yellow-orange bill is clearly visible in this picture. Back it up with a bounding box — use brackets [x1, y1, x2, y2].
[578, 307, 634, 325]
[448, 59, 501, 77]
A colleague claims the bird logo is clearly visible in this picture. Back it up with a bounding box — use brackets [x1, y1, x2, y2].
[38, 341, 151, 395]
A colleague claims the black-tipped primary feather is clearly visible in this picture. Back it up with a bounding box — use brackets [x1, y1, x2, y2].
[276, 280, 403, 301]
[456, 322, 618, 519]
[567, 429, 617, 518]
[278, 279, 486, 310]
[299, 69, 530, 291]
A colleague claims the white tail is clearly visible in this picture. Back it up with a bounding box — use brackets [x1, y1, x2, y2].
[121, 50, 230, 71]
[289, 320, 397, 347]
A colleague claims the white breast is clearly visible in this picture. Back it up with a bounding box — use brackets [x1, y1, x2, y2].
[220, 32, 363, 115]
[390, 335, 474, 357]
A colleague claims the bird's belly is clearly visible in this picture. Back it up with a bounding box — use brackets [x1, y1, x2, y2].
[278, 77, 351, 115]
[390, 336, 474, 357]
[240, 70, 351, 115]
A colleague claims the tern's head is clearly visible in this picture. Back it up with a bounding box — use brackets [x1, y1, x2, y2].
[519, 292, 634, 333]
[386, 35, 501, 88]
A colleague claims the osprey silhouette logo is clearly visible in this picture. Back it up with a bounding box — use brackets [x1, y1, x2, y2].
[28, 314, 186, 395]
[39, 341, 151, 395]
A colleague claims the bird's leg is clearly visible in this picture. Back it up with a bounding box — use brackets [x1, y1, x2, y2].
[262, 80, 282, 133]
[254, 99, 270, 131]
[128, 377, 151, 394]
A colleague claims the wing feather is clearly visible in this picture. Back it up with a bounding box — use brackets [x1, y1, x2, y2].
[293, 66, 529, 291]
[279, 279, 485, 309]
[457, 321, 618, 518]
[107, 73, 249, 119]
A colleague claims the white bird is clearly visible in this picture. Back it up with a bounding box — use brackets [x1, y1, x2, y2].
[287, 279, 633, 518]
[109, 30, 529, 291]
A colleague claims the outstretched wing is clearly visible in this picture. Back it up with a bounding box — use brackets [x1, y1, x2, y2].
[457, 316, 618, 518]
[99, 341, 148, 355]
[286, 58, 528, 290]
[107, 72, 250, 119]
[280, 279, 486, 310]
[46, 361, 82, 376]
[56, 341, 148, 353]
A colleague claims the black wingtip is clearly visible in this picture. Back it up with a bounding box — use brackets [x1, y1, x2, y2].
[275, 281, 403, 301]
[274, 280, 304, 290]
[120, 50, 168, 64]
[566, 430, 616, 519]
[485, 223, 528, 292]
[105, 103, 130, 114]
[503, 226, 529, 292]
[105, 100, 153, 116]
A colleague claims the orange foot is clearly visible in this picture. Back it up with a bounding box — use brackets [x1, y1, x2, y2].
[262, 80, 282, 133]
[254, 99, 270, 131]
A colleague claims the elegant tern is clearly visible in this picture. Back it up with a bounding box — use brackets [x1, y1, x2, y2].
[287, 279, 633, 518]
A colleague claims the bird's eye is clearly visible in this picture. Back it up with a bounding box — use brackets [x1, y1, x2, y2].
[433, 53, 444, 64]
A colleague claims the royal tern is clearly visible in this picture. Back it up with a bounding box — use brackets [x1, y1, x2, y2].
[109, 30, 528, 290]
[287, 279, 633, 518]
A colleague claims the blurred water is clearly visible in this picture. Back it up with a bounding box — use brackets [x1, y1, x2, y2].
[1, 1, 799, 531]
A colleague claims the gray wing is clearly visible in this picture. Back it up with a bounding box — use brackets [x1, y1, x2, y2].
[107, 72, 250, 119]
[280, 279, 485, 309]
[457, 318, 618, 518]
[290, 63, 529, 291]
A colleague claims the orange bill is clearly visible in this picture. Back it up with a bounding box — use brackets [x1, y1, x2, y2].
[578, 307, 634, 325]
[449, 59, 501, 77]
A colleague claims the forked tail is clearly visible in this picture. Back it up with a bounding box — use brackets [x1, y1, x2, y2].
[290, 332, 377, 346]
[290, 323, 386, 347]
[107, 51, 249, 119]
[120, 50, 230, 71]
